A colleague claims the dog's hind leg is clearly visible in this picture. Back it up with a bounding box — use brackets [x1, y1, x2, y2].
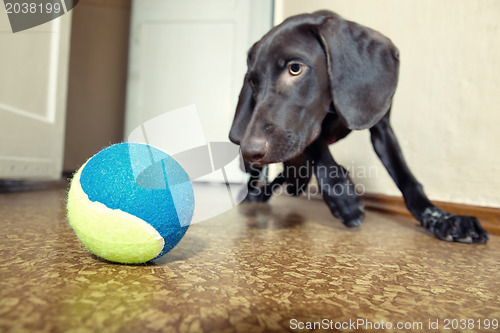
[370, 114, 488, 243]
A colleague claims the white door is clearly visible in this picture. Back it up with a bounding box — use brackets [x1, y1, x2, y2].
[124, 0, 273, 182]
[0, 12, 72, 180]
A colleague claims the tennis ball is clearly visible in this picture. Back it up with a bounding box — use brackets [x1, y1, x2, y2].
[67, 143, 194, 264]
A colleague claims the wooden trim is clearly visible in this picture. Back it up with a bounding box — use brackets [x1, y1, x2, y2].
[362, 193, 500, 236]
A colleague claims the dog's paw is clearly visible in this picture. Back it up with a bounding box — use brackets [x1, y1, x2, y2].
[421, 207, 489, 243]
[242, 186, 272, 203]
[343, 213, 364, 228]
[327, 199, 365, 228]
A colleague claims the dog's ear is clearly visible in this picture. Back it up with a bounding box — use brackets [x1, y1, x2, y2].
[229, 75, 254, 144]
[229, 46, 257, 144]
[316, 13, 399, 130]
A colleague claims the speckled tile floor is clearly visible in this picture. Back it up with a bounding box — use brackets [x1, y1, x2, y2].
[0, 186, 499, 333]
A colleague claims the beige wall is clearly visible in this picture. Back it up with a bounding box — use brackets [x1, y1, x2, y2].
[275, 0, 500, 208]
[63, 0, 131, 172]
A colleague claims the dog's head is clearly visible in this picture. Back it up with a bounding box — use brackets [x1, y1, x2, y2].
[229, 11, 399, 165]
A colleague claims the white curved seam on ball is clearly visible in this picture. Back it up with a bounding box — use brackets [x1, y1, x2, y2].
[72, 167, 165, 254]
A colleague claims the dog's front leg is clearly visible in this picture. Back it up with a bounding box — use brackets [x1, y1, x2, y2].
[308, 141, 365, 227]
[243, 161, 285, 202]
[370, 114, 488, 243]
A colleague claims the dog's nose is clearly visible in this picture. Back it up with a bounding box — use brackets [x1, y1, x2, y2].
[242, 137, 268, 163]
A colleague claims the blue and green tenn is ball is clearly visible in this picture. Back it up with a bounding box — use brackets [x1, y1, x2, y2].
[67, 143, 194, 264]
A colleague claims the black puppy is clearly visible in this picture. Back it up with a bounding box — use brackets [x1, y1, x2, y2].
[229, 10, 488, 243]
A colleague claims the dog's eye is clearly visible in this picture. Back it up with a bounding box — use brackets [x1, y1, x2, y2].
[249, 79, 256, 88]
[288, 63, 302, 76]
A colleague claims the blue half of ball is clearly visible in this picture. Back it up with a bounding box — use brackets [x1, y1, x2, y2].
[79, 143, 194, 258]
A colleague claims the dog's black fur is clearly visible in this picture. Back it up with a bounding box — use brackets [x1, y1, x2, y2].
[229, 10, 488, 243]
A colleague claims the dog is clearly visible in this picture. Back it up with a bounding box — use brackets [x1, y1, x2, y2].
[228, 10, 488, 243]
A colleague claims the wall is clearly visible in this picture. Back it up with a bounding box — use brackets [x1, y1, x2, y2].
[275, 0, 500, 208]
[63, 0, 131, 172]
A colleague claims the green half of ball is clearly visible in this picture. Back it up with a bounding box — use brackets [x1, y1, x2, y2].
[67, 166, 166, 264]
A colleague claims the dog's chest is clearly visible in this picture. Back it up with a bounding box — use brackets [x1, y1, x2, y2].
[321, 112, 351, 145]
